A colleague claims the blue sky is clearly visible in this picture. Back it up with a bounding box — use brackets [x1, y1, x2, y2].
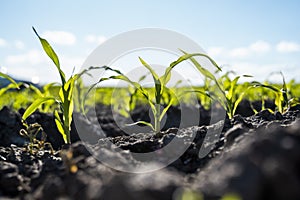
[1, 0, 300, 84]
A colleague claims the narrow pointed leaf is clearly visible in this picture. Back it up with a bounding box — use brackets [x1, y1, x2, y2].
[252, 81, 280, 92]
[29, 84, 43, 97]
[54, 110, 67, 143]
[32, 27, 66, 84]
[227, 76, 240, 101]
[22, 97, 55, 120]
[179, 50, 225, 99]
[159, 99, 173, 121]
[0, 72, 20, 89]
[138, 57, 160, 81]
[138, 57, 162, 99]
[0, 83, 22, 96]
[125, 121, 154, 131]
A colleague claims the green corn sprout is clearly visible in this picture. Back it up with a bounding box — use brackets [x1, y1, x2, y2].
[87, 52, 221, 133]
[22, 28, 105, 144]
[181, 50, 253, 119]
[220, 74, 253, 119]
[22, 27, 80, 144]
[252, 72, 297, 114]
[20, 122, 54, 155]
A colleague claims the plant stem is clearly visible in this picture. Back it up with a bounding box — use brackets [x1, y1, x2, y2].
[63, 91, 71, 144]
[154, 103, 161, 133]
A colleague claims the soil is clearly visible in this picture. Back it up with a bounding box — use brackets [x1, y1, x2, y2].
[0, 101, 300, 200]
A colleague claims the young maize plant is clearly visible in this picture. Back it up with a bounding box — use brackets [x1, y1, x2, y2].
[252, 72, 298, 114]
[22, 27, 100, 144]
[87, 51, 221, 133]
[180, 50, 252, 119]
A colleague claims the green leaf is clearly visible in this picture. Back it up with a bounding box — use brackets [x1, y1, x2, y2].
[65, 75, 77, 101]
[179, 50, 225, 99]
[58, 86, 64, 102]
[67, 98, 74, 127]
[242, 74, 253, 78]
[0, 72, 20, 89]
[77, 66, 108, 79]
[275, 93, 283, 113]
[54, 110, 67, 143]
[280, 71, 289, 106]
[138, 57, 162, 102]
[125, 120, 155, 131]
[0, 83, 22, 96]
[32, 27, 66, 84]
[110, 75, 156, 111]
[186, 89, 213, 99]
[138, 73, 148, 82]
[54, 110, 62, 123]
[138, 57, 160, 81]
[22, 97, 56, 120]
[29, 84, 43, 97]
[227, 76, 240, 101]
[161, 52, 207, 86]
[179, 50, 222, 71]
[232, 90, 246, 117]
[159, 98, 173, 121]
[252, 81, 280, 92]
[55, 119, 67, 143]
[43, 82, 58, 91]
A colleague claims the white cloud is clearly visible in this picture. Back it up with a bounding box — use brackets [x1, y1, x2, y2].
[14, 40, 25, 50]
[42, 30, 76, 45]
[85, 34, 107, 45]
[5, 49, 84, 71]
[5, 49, 86, 83]
[211, 40, 271, 59]
[250, 40, 271, 53]
[0, 38, 7, 47]
[224, 62, 286, 81]
[276, 41, 300, 53]
[5, 49, 47, 65]
[229, 47, 250, 58]
[207, 47, 224, 57]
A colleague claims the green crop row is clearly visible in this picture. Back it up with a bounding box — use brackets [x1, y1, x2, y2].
[0, 27, 299, 148]
[2, 81, 299, 113]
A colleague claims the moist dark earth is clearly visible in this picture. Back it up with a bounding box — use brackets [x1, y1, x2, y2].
[0, 100, 300, 200]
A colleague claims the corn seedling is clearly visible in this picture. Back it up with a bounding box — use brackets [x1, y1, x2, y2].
[21, 27, 74, 144]
[22, 27, 94, 144]
[21, 28, 105, 144]
[87, 52, 221, 133]
[252, 72, 298, 113]
[19, 122, 54, 155]
[220, 74, 253, 119]
[181, 50, 252, 119]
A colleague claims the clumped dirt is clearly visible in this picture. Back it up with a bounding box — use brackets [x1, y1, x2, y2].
[0, 101, 300, 200]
